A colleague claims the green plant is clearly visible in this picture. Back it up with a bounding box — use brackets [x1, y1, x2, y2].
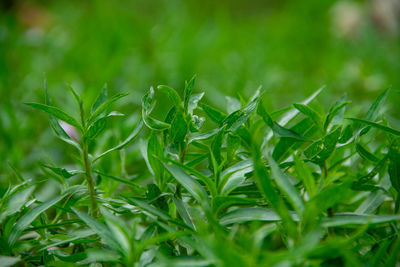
[1, 78, 400, 266]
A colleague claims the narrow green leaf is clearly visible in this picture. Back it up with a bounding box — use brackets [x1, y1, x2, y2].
[200, 103, 226, 124]
[359, 88, 390, 136]
[161, 158, 217, 197]
[219, 208, 297, 225]
[356, 142, 380, 162]
[72, 208, 121, 251]
[258, 103, 309, 140]
[25, 103, 81, 129]
[293, 154, 316, 197]
[356, 175, 391, 214]
[87, 116, 107, 139]
[169, 110, 188, 144]
[1, 186, 35, 220]
[9, 195, 64, 245]
[143, 115, 171, 130]
[324, 95, 350, 131]
[92, 84, 108, 113]
[306, 181, 353, 217]
[273, 118, 317, 162]
[293, 103, 322, 129]
[93, 170, 145, 193]
[321, 214, 400, 228]
[173, 196, 195, 229]
[220, 161, 253, 195]
[158, 85, 182, 107]
[347, 118, 400, 136]
[353, 156, 388, 188]
[189, 128, 219, 143]
[267, 154, 305, 215]
[93, 119, 143, 162]
[276, 86, 324, 127]
[184, 75, 196, 113]
[142, 87, 170, 130]
[211, 127, 225, 165]
[51, 250, 88, 263]
[312, 126, 342, 164]
[163, 163, 208, 204]
[89, 92, 128, 124]
[364, 88, 390, 122]
[125, 197, 171, 221]
[213, 196, 259, 215]
[87, 111, 123, 139]
[45, 81, 75, 142]
[40, 229, 94, 251]
[339, 124, 353, 143]
[40, 163, 84, 179]
[222, 88, 260, 131]
[271, 122, 311, 141]
[100, 207, 130, 255]
[389, 138, 400, 193]
[147, 131, 163, 185]
[68, 85, 86, 127]
[68, 85, 82, 106]
[252, 143, 295, 229]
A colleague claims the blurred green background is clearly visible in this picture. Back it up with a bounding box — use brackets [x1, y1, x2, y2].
[1, 0, 399, 179]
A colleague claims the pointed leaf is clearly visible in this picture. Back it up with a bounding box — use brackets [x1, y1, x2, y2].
[89, 92, 128, 124]
[92, 84, 108, 113]
[9, 195, 64, 245]
[157, 85, 182, 107]
[173, 196, 195, 229]
[347, 118, 400, 136]
[293, 103, 322, 129]
[184, 75, 196, 113]
[72, 208, 121, 251]
[41, 163, 84, 179]
[389, 138, 400, 193]
[163, 163, 208, 204]
[220, 208, 297, 225]
[93, 120, 143, 162]
[200, 103, 226, 124]
[267, 154, 305, 215]
[169, 110, 188, 144]
[25, 103, 81, 129]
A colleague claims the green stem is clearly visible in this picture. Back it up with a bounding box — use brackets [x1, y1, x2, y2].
[83, 140, 98, 217]
[323, 161, 335, 235]
[176, 142, 187, 199]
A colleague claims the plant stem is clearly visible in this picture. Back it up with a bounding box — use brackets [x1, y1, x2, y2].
[176, 142, 187, 199]
[323, 161, 328, 179]
[323, 161, 335, 235]
[83, 140, 98, 217]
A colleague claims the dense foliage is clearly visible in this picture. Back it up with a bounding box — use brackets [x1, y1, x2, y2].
[1, 78, 400, 266]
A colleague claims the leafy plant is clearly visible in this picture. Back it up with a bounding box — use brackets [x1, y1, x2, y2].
[1, 79, 400, 266]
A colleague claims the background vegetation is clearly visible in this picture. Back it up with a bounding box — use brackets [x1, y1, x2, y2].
[1, 0, 400, 266]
